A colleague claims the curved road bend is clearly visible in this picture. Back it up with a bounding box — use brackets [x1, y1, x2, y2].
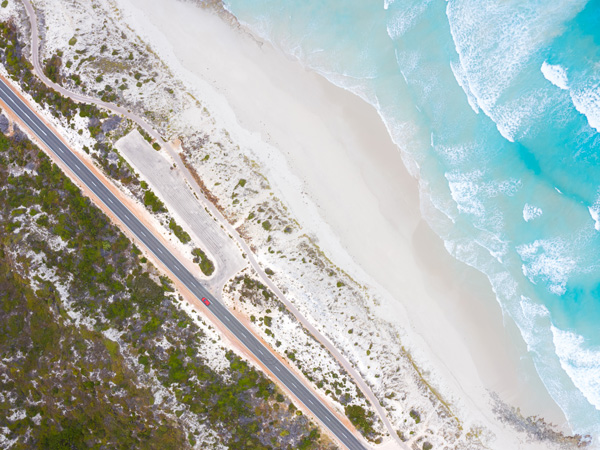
[0, 77, 368, 450]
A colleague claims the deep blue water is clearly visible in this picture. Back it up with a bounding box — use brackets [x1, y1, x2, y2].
[223, 0, 600, 436]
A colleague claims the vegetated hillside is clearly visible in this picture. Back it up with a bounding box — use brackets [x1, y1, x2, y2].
[0, 124, 333, 449]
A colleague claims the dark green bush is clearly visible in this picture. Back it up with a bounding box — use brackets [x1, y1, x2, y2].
[143, 190, 166, 213]
[168, 218, 191, 244]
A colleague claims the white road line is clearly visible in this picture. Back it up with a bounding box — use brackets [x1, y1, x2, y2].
[31, 121, 47, 136]
[14, 102, 36, 127]
[3, 92, 48, 137]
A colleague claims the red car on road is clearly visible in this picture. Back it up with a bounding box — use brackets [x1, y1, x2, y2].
[201, 297, 210, 306]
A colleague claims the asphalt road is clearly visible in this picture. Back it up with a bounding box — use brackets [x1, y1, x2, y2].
[0, 78, 368, 450]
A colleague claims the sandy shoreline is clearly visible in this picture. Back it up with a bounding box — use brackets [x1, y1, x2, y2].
[114, 0, 569, 442]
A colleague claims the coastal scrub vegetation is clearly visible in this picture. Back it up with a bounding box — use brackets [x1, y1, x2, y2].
[227, 273, 382, 442]
[168, 217, 190, 243]
[0, 20, 191, 254]
[0, 235, 184, 449]
[345, 405, 376, 436]
[143, 186, 166, 213]
[192, 247, 215, 276]
[0, 119, 332, 448]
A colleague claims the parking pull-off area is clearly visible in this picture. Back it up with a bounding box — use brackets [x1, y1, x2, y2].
[116, 130, 247, 292]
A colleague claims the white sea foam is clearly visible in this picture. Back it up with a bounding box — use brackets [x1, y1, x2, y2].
[445, 170, 520, 240]
[588, 193, 600, 231]
[517, 238, 576, 296]
[518, 296, 551, 352]
[589, 206, 600, 232]
[385, 0, 433, 39]
[514, 297, 594, 431]
[434, 139, 475, 166]
[446, 0, 581, 110]
[523, 203, 542, 222]
[395, 49, 422, 79]
[541, 62, 569, 90]
[551, 325, 600, 411]
[570, 85, 600, 133]
[446, 0, 586, 140]
[493, 88, 554, 142]
[450, 60, 480, 114]
[446, 170, 485, 218]
[495, 177, 522, 197]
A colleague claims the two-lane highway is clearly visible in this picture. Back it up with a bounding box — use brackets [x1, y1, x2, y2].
[0, 78, 367, 450]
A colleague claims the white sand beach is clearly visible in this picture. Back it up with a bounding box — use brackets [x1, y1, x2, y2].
[112, 0, 570, 444]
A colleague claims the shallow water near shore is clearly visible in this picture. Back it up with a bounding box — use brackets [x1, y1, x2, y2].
[223, 0, 600, 437]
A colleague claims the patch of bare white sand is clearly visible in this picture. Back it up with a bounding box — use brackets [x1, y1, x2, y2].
[113, 0, 569, 443]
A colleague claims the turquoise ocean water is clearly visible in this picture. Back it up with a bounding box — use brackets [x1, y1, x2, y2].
[223, 0, 600, 436]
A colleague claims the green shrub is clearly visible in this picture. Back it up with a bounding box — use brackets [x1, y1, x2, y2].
[192, 247, 214, 276]
[143, 190, 166, 213]
[68, 36, 77, 46]
[43, 54, 62, 83]
[345, 404, 375, 436]
[168, 218, 191, 244]
[410, 409, 421, 424]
